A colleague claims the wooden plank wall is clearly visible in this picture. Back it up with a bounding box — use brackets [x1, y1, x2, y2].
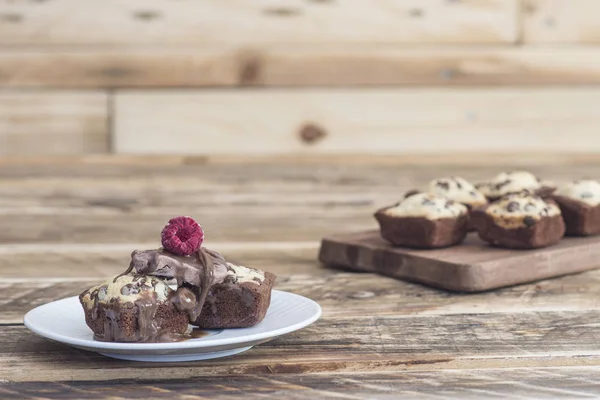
[0, 0, 599, 157]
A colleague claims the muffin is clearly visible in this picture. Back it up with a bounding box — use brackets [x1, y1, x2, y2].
[553, 180, 600, 236]
[476, 171, 555, 201]
[472, 193, 565, 249]
[375, 193, 468, 249]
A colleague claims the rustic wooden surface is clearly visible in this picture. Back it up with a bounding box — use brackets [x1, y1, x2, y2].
[522, 0, 600, 43]
[114, 88, 600, 155]
[0, 92, 108, 156]
[6, 47, 600, 89]
[2, 158, 600, 398]
[0, 0, 518, 45]
[2, 0, 600, 157]
[319, 231, 600, 292]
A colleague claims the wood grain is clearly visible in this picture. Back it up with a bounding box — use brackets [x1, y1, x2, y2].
[0, 92, 108, 156]
[4, 310, 600, 381]
[0, 162, 597, 244]
[114, 88, 600, 155]
[3, 153, 600, 169]
[5, 47, 600, 88]
[319, 231, 600, 292]
[5, 269, 600, 324]
[0, 246, 322, 280]
[0, 48, 238, 88]
[4, 160, 600, 396]
[0, 0, 518, 46]
[3, 369, 600, 399]
[523, 0, 600, 43]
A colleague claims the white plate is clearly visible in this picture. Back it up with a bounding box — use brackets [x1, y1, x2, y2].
[24, 290, 321, 362]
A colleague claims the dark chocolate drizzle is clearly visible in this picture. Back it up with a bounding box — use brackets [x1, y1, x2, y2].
[127, 247, 229, 321]
[192, 249, 215, 321]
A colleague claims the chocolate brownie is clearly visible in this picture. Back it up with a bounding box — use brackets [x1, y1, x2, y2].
[375, 193, 469, 249]
[472, 193, 565, 249]
[554, 180, 600, 236]
[426, 176, 487, 231]
[79, 275, 189, 342]
[193, 264, 277, 328]
[129, 248, 276, 328]
[427, 177, 487, 209]
[79, 216, 278, 342]
[476, 171, 555, 201]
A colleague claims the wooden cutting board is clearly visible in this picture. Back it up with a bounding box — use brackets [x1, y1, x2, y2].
[318, 230, 600, 292]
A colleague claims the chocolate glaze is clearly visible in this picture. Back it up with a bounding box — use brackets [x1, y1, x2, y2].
[126, 247, 229, 322]
[89, 275, 186, 343]
[168, 286, 197, 321]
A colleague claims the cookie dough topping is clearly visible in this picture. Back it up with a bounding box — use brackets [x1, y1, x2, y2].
[81, 275, 170, 309]
[556, 180, 600, 207]
[486, 193, 560, 229]
[427, 176, 487, 206]
[477, 171, 544, 198]
[225, 262, 265, 285]
[385, 193, 467, 220]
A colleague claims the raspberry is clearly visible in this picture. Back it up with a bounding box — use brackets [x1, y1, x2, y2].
[161, 216, 204, 256]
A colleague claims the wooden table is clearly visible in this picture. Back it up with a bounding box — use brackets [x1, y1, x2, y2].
[2, 157, 600, 399]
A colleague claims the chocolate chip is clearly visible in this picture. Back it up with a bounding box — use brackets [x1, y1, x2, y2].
[523, 216, 536, 227]
[581, 191, 593, 199]
[456, 180, 463, 189]
[422, 199, 436, 206]
[495, 180, 511, 190]
[445, 200, 455, 208]
[121, 284, 140, 295]
[404, 189, 421, 198]
[469, 190, 477, 197]
[436, 181, 450, 191]
[506, 201, 520, 212]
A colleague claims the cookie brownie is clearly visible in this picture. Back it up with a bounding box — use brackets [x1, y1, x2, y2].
[375, 193, 468, 249]
[472, 193, 565, 249]
[130, 248, 276, 328]
[476, 171, 555, 201]
[79, 216, 277, 342]
[79, 275, 189, 342]
[194, 263, 277, 329]
[427, 176, 487, 231]
[554, 180, 600, 236]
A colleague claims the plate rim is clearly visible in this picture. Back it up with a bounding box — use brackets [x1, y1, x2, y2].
[24, 289, 321, 351]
